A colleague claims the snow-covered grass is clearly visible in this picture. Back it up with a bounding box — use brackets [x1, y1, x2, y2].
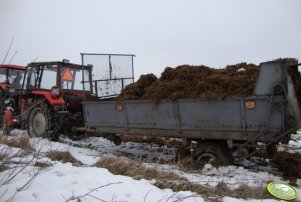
[1, 162, 203, 202]
[0, 129, 300, 201]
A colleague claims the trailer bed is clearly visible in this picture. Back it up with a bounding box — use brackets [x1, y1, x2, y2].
[83, 60, 301, 146]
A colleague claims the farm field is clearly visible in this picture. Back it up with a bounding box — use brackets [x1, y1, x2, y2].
[0, 129, 300, 202]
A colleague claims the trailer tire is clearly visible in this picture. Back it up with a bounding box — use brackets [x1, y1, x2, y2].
[27, 102, 57, 140]
[193, 141, 233, 167]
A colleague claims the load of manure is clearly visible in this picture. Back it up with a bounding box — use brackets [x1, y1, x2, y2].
[117, 63, 260, 102]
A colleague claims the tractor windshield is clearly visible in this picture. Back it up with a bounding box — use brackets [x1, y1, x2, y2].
[24, 65, 57, 90]
[0, 67, 25, 90]
[41, 65, 57, 89]
[0, 68, 8, 83]
[61, 67, 90, 91]
[24, 63, 91, 92]
[24, 65, 58, 90]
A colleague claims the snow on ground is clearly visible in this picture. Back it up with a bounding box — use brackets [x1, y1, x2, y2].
[1, 163, 203, 202]
[0, 129, 300, 201]
[1, 132, 202, 202]
[59, 133, 301, 189]
[281, 132, 301, 153]
[156, 163, 283, 189]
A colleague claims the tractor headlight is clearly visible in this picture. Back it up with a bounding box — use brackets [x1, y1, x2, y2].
[51, 86, 61, 98]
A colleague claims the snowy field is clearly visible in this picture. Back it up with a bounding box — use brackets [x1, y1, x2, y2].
[0, 130, 300, 202]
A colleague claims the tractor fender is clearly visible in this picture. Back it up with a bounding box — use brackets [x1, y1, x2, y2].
[4, 110, 13, 126]
[32, 91, 65, 105]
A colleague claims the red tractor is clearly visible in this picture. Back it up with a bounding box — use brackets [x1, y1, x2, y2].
[20, 60, 96, 140]
[0, 64, 26, 135]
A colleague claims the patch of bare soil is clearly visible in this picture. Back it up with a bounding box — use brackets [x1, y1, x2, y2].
[273, 151, 301, 185]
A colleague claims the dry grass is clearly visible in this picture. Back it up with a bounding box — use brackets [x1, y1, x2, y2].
[233, 183, 268, 199]
[0, 150, 9, 172]
[46, 151, 82, 166]
[0, 163, 9, 172]
[94, 156, 182, 181]
[175, 155, 205, 170]
[93, 156, 270, 200]
[0, 136, 34, 153]
[0, 136, 34, 173]
[34, 161, 52, 168]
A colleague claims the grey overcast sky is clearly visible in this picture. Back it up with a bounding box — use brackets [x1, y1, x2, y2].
[0, 0, 300, 78]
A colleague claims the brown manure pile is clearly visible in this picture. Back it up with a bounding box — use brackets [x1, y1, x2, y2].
[116, 73, 158, 100]
[117, 63, 260, 102]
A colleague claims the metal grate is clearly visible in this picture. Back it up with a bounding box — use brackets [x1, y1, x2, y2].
[81, 53, 135, 98]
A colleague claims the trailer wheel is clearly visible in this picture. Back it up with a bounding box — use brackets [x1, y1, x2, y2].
[1, 115, 11, 136]
[27, 102, 57, 139]
[193, 141, 233, 167]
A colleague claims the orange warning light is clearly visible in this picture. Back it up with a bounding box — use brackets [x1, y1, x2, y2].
[115, 105, 123, 111]
[245, 101, 255, 109]
[62, 68, 74, 81]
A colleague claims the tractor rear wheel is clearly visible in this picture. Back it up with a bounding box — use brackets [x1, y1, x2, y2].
[27, 102, 57, 139]
[193, 141, 233, 167]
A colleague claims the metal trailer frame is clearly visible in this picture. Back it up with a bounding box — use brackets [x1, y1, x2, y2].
[80, 53, 135, 99]
[82, 60, 301, 158]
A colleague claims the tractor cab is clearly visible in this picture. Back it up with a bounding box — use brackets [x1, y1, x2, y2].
[0, 64, 25, 93]
[22, 60, 94, 112]
[21, 60, 95, 139]
[23, 60, 92, 92]
[0, 64, 26, 134]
